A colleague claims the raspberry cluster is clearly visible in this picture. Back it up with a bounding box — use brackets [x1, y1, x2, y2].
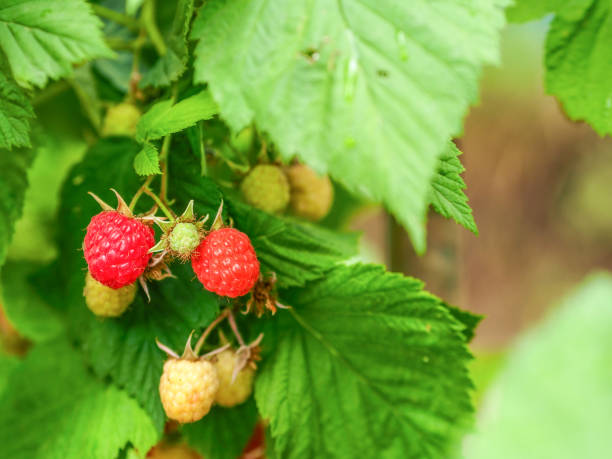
[240, 163, 333, 221]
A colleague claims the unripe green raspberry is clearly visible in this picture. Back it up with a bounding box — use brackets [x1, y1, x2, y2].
[83, 271, 137, 317]
[240, 165, 290, 214]
[213, 349, 255, 407]
[168, 222, 200, 255]
[286, 164, 334, 221]
[159, 358, 219, 423]
[101, 102, 141, 137]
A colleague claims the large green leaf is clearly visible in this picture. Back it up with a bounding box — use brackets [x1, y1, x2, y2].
[54, 138, 220, 431]
[140, 0, 194, 88]
[183, 400, 259, 459]
[506, 0, 591, 23]
[0, 58, 33, 149]
[429, 142, 477, 235]
[0, 0, 113, 88]
[136, 89, 218, 142]
[191, 0, 507, 252]
[0, 339, 158, 459]
[256, 264, 474, 458]
[0, 261, 63, 342]
[465, 273, 612, 459]
[0, 147, 35, 268]
[544, 0, 612, 136]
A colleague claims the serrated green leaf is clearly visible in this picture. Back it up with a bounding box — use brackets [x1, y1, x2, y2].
[466, 273, 612, 459]
[0, 261, 63, 342]
[183, 400, 259, 459]
[256, 264, 474, 458]
[0, 59, 34, 149]
[0, 0, 113, 88]
[167, 148, 359, 288]
[53, 138, 220, 430]
[544, 0, 612, 136]
[140, 0, 194, 88]
[191, 0, 507, 252]
[228, 200, 359, 288]
[136, 89, 218, 142]
[442, 302, 482, 343]
[0, 147, 35, 268]
[133, 143, 161, 175]
[0, 339, 158, 459]
[430, 142, 478, 235]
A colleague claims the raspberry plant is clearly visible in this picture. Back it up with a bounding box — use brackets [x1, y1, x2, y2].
[2, 0, 608, 458]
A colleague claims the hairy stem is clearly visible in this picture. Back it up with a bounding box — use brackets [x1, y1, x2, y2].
[129, 175, 154, 212]
[92, 4, 140, 31]
[159, 135, 173, 204]
[143, 187, 175, 220]
[228, 310, 246, 347]
[194, 309, 231, 355]
[141, 0, 167, 56]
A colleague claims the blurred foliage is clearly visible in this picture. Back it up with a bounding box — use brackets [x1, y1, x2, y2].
[465, 273, 612, 458]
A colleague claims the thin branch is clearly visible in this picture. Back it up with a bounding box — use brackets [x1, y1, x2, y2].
[141, 0, 167, 56]
[194, 309, 231, 355]
[91, 4, 140, 31]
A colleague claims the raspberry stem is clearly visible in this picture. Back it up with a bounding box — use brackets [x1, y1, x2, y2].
[194, 308, 231, 355]
[129, 175, 154, 212]
[143, 187, 175, 220]
[159, 134, 173, 204]
[228, 310, 246, 348]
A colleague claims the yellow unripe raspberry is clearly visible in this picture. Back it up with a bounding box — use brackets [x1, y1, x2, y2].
[240, 164, 290, 214]
[286, 164, 334, 221]
[83, 271, 136, 317]
[101, 102, 141, 137]
[213, 349, 255, 407]
[159, 358, 219, 423]
[147, 442, 202, 459]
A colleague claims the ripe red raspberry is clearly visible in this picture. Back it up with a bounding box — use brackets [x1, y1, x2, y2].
[191, 228, 259, 298]
[84, 211, 155, 289]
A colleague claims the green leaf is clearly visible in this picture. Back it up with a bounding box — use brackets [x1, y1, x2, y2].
[183, 400, 259, 459]
[0, 0, 113, 88]
[140, 0, 194, 88]
[465, 273, 612, 459]
[430, 142, 478, 235]
[0, 59, 34, 149]
[0, 147, 35, 268]
[544, 0, 612, 136]
[0, 339, 158, 459]
[167, 148, 359, 288]
[0, 261, 64, 342]
[191, 0, 507, 252]
[228, 200, 359, 288]
[136, 89, 218, 142]
[54, 138, 220, 430]
[0, 354, 19, 397]
[69, 64, 103, 131]
[133, 143, 161, 175]
[441, 302, 482, 343]
[506, 0, 591, 23]
[256, 264, 474, 458]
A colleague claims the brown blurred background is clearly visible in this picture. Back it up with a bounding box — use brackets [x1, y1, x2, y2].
[353, 22, 612, 349]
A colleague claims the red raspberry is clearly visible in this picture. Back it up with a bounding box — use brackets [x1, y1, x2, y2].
[191, 228, 259, 297]
[83, 211, 155, 289]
